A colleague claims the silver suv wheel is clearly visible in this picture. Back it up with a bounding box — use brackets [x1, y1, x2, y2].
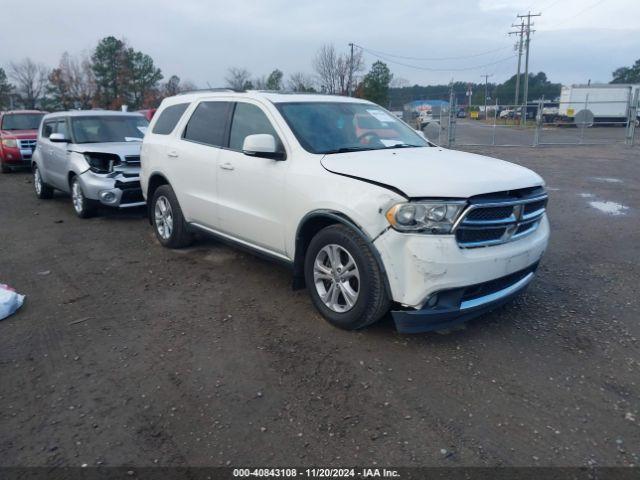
[34, 168, 42, 196]
[71, 180, 84, 214]
[313, 244, 360, 313]
[154, 195, 174, 240]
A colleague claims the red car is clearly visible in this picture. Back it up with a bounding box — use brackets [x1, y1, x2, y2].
[136, 108, 157, 121]
[0, 110, 47, 173]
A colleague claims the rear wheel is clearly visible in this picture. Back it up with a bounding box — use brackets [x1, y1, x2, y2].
[151, 184, 192, 248]
[33, 165, 54, 199]
[304, 224, 390, 330]
[70, 176, 95, 218]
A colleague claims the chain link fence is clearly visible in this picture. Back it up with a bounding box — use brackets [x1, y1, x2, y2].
[416, 90, 639, 148]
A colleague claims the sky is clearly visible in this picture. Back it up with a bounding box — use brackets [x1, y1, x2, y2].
[1, 0, 639, 87]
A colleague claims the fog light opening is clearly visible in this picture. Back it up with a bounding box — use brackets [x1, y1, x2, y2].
[427, 294, 439, 308]
[100, 191, 117, 204]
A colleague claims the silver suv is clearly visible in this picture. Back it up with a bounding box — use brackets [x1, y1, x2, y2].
[31, 111, 148, 217]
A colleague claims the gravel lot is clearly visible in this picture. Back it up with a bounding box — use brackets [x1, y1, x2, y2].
[0, 143, 639, 468]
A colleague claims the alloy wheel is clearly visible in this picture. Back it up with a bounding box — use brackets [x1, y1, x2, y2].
[154, 195, 174, 240]
[313, 244, 360, 313]
[71, 180, 84, 214]
[34, 168, 42, 196]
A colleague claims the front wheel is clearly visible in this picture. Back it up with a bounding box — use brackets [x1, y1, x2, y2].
[304, 224, 390, 330]
[70, 176, 95, 218]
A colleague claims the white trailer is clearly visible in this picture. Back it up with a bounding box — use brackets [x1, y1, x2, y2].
[558, 84, 640, 125]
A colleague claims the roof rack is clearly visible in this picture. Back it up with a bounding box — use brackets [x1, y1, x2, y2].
[177, 88, 244, 95]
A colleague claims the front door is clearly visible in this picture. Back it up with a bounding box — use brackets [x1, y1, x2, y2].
[48, 119, 71, 191]
[217, 101, 288, 255]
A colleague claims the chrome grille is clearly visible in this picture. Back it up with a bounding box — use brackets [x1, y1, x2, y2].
[454, 193, 548, 248]
[18, 139, 36, 150]
[124, 155, 141, 164]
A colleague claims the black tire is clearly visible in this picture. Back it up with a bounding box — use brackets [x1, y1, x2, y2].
[304, 224, 390, 330]
[33, 164, 54, 199]
[151, 184, 192, 248]
[70, 176, 95, 218]
[1, 161, 10, 173]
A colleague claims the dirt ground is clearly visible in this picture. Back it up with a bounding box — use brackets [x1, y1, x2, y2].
[0, 143, 639, 468]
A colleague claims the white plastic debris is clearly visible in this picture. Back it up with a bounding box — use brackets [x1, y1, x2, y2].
[0, 284, 25, 320]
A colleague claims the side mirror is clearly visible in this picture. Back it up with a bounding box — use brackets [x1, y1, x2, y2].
[242, 134, 285, 160]
[49, 133, 69, 143]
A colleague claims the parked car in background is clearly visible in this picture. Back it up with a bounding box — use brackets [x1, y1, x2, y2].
[456, 108, 467, 118]
[137, 108, 157, 121]
[140, 91, 549, 333]
[31, 111, 149, 217]
[0, 110, 46, 173]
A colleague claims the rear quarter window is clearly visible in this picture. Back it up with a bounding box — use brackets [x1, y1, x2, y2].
[152, 103, 189, 135]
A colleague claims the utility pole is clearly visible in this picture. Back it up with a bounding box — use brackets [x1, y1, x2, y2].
[348, 42, 355, 96]
[481, 74, 492, 119]
[518, 12, 540, 114]
[508, 19, 525, 106]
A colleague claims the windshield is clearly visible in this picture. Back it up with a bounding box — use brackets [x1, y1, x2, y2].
[276, 102, 429, 154]
[1, 113, 45, 131]
[70, 115, 149, 144]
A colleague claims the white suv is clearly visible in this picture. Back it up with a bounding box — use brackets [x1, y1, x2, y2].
[140, 90, 549, 333]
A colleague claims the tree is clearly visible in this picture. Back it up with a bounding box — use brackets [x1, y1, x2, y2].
[8, 58, 49, 109]
[313, 44, 363, 95]
[288, 72, 316, 92]
[164, 75, 182, 97]
[126, 49, 163, 109]
[91, 36, 130, 108]
[611, 59, 640, 84]
[91, 36, 163, 109]
[266, 69, 283, 91]
[493, 72, 560, 104]
[46, 52, 95, 110]
[0, 68, 14, 110]
[225, 67, 252, 90]
[360, 61, 393, 106]
[162, 75, 197, 98]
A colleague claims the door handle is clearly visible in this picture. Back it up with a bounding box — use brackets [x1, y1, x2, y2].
[167, 151, 179, 158]
[219, 162, 234, 171]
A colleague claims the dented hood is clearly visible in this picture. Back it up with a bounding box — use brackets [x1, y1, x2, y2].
[320, 147, 544, 198]
[70, 142, 142, 157]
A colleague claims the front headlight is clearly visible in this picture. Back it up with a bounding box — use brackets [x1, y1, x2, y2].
[385, 201, 466, 234]
[84, 153, 121, 174]
[1, 139, 18, 148]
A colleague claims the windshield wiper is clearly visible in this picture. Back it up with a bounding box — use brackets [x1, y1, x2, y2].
[322, 146, 379, 154]
[383, 144, 423, 149]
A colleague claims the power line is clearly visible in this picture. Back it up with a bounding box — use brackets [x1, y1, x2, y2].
[352, 43, 512, 62]
[356, 46, 517, 72]
[542, 0, 606, 29]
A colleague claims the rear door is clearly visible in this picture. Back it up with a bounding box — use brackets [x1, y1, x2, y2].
[216, 101, 288, 254]
[169, 101, 232, 228]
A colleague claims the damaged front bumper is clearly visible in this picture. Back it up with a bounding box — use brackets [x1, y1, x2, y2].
[374, 215, 549, 333]
[391, 263, 538, 333]
[79, 166, 145, 208]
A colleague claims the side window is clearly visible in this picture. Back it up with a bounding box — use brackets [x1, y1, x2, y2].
[229, 103, 282, 151]
[56, 119, 69, 138]
[152, 103, 189, 135]
[183, 101, 231, 147]
[42, 121, 56, 138]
